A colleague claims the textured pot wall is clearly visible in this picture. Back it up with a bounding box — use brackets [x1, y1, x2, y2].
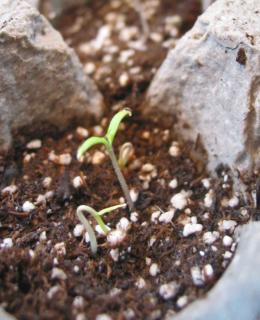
[0, 0, 103, 152]
[146, 0, 260, 172]
[201, 0, 215, 11]
[0, 308, 16, 320]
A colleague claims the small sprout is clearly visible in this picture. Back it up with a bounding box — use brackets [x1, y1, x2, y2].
[126, 0, 150, 42]
[118, 142, 134, 168]
[77, 108, 134, 210]
[76, 203, 126, 254]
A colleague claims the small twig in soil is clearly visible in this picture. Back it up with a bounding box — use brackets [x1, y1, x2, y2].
[159, 248, 175, 260]
[7, 210, 30, 218]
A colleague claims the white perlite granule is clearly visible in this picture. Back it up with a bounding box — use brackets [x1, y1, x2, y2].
[110, 249, 120, 262]
[73, 296, 85, 308]
[39, 231, 47, 241]
[201, 178, 210, 189]
[218, 220, 237, 232]
[130, 212, 139, 222]
[176, 295, 188, 308]
[22, 201, 35, 212]
[54, 242, 66, 256]
[107, 229, 126, 246]
[116, 217, 131, 231]
[130, 189, 139, 203]
[149, 236, 157, 247]
[123, 308, 135, 320]
[119, 72, 129, 87]
[203, 264, 214, 280]
[171, 191, 188, 210]
[73, 265, 80, 273]
[203, 231, 220, 245]
[49, 152, 72, 165]
[183, 223, 203, 237]
[96, 314, 112, 320]
[76, 313, 86, 320]
[151, 211, 161, 223]
[51, 267, 67, 280]
[169, 178, 178, 189]
[1, 238, 13, 248]
[135, 277, 146, 289]
[169, 142, 180, 157]
[159, 282, 179, 300]
[228, 195, 239, 207]
[76, 126, 89, 138]
[159, 210, 175, 224]
[149, 263, 160, 277]
[42, 177, 52, 188]
[72, 176, 84, 189]
[204, 190, 214, 207]
[73, 224, 85, 238]
[191, 266, 204, 287]
[26, 139, 42, 149]
[223, 251, 233, 259]
[223, 235, 233, 247]
[92, 151, 106, 165]
[84, 62, 96, 75]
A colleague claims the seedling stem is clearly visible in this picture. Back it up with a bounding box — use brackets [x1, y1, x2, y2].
[77, 108, 134, 211]
[76, 203, 126, 254]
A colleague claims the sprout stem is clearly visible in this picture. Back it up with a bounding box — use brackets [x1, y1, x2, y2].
[76, 203, 126, 255]
[131, 0, 150, 42]
[107, 143, 134, 211]
[76, 205, 98, 254]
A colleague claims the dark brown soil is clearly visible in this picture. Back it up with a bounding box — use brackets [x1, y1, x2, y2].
[236, 48, 247, 65]
[0, 1, 258, 320]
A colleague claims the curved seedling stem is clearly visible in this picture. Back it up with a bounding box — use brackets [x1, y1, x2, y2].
[76, 203, 126, 254]
[106, 143, 134, 211]
[76, 205, 99, 254]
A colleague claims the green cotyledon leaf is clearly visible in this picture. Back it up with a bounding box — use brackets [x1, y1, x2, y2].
[77, 136, 107, 160]
[106, 108, 132, 145]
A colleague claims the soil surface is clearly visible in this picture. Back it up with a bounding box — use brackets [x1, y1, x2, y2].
[0, 1, 258, 320]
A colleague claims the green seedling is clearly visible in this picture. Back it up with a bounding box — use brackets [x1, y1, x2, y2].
[77, 108, 134, 211]
[76, 203, 126, 254]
